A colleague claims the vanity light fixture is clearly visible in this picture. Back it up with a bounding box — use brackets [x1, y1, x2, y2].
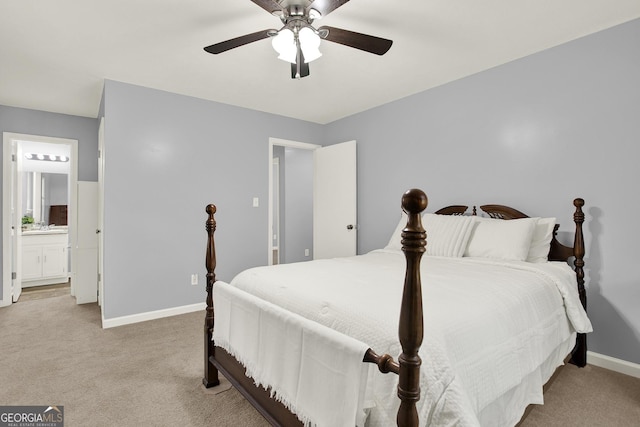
[24, 153, 70, 162]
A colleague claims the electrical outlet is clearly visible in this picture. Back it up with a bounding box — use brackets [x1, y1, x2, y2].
[191, 274, 198, 285]
[253, 197, 259, 207]
[304, 249, 310, 257]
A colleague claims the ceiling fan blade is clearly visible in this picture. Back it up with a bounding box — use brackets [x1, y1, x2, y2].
[318, 26, 392, 55]
[204, 30, 272, 54]
[308, 0, 351, 17]
[249, 0, 284, 14]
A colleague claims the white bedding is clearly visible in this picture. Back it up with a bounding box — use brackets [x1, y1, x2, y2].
[213, 249, 592, 427]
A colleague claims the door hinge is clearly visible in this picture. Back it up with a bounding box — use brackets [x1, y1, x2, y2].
[11, 272, 16, 280]
[11, 154, 16, 162]
[98, 273, 101, 282]
[98, 150, 101, 159]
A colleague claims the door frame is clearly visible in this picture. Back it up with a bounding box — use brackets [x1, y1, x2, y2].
[2, 132, 78, 307]
[97, 118, 105, 313]
[267, 138, 320, 266]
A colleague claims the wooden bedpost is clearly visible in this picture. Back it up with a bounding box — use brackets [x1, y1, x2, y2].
[203, 204, 220, 388]
[363, 189, 428, 425]
[570, 198, 587, 367]
[397, 189, 428, 427]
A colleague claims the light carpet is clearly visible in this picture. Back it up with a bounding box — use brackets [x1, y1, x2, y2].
[0, 294, 638, 426]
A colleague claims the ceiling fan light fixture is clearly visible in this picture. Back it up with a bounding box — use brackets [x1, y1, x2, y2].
[204, 0, 392, 78]
[271, 28, 297, 63]
[308, 8, 322, 20]
[299, 27, 322, 63]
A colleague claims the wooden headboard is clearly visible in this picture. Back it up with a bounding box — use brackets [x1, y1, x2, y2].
[436, 199, 587, 367]
[435, 201, 585, 264]
[479, 200, 585, 265]
[434, 205, 468, 216]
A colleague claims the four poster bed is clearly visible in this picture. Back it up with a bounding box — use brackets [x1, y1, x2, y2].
[202, 189, 591, 427]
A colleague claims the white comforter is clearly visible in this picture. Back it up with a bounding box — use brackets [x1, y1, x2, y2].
[213, 250, 592, 427]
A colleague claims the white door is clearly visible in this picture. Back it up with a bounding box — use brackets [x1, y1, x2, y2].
[97, 118, 104, 307]
[313, 140, 357, 259]
[75, 181, 98, 304]
[10, 140, 22, 301]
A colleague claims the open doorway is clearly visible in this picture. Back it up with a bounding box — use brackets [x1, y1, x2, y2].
[2, 133, 78, 307]
[268, 138, 320, 266]
[267, 138, 358, 265]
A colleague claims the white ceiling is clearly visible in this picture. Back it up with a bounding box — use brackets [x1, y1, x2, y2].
[1, 0, 638, 124]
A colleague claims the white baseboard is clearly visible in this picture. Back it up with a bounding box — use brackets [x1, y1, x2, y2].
[102, 302, 206, 329]
[587, 351, 640, 379]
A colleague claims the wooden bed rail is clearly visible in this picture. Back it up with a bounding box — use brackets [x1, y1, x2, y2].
[363, 189, 428, 427]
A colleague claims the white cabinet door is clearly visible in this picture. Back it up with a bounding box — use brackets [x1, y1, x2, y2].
[21, 233, 69, 286]
[42, 246, 66, 277]
[22, 246, 42, 280]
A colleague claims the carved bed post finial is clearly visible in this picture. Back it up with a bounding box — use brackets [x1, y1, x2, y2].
[571, 198, 588, 367]
[203, 204, 220, 387]
[397, 189, 428, 427]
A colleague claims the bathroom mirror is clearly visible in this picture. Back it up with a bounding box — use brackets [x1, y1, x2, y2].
[22, 171, 69, 225]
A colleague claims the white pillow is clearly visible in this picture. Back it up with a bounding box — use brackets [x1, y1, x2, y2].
[422, 213, 475, 257]
[464, 217, 537, 261]
[527, 217, 556, 263]
[384, 212, 474, 257]
[384, 212, 407, 252]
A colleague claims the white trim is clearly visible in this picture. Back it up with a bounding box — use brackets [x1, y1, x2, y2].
[587, 351, 640, 379]
[101, 302, 206, 329]
[1, 134, 13, 307]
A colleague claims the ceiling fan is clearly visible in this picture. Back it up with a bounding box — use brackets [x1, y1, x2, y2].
[204, 0, 393, 79]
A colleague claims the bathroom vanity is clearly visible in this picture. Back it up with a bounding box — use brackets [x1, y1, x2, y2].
[21, 228, 69, 287]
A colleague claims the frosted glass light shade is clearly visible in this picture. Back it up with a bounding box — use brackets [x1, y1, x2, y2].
[299, 27, 321, 63]
[271, 29, 296, 63]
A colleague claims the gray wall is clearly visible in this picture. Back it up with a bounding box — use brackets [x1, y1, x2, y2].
[273, 145, 285, 260]
[283, 147, 313, 263]
[325, 19, 640, 364]
[101, 80, 324, 319]
[0, 105, 98, 300]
